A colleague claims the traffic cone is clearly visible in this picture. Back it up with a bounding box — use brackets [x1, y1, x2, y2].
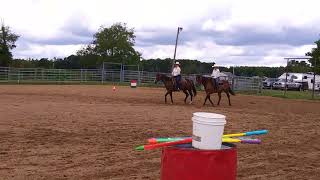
[112, 86, 116, 91]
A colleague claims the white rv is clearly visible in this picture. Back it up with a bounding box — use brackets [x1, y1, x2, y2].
[273, 72, 320, 90]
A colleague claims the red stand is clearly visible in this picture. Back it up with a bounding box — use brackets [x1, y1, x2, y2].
[130, 80, 137, 88]
[161, 144, 237, 180]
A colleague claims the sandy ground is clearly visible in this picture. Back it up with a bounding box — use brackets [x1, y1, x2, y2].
[0, 85, 319, 180]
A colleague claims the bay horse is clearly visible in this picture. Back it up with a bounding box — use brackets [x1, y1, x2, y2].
[196, 75, 235, 106]
[155, 73, 197, 104]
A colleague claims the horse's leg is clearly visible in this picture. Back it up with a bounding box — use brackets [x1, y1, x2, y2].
[164, 91, 169, 104]
[188, 90, 193, 104]
[208, 95, 214, 107]
[183, 90, 189, 104]
[203, 95, 208, 106]
[225, 90, 231, 106]
[170, 92, 173, 104]
[217, 92, 222, 106]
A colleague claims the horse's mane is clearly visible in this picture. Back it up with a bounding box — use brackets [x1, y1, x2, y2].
[201, 76, 211, 80]
[197, 75, 211, 82]
[159, 73, 172, 81]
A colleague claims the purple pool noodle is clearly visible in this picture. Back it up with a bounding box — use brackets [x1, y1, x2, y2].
[241, 139, 261, 144]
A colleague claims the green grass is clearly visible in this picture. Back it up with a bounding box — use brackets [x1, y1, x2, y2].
[235, 90, 261, 95]
[258, 89, 320, 100]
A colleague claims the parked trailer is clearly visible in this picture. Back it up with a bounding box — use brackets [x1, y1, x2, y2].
[274, 72, 320, 91]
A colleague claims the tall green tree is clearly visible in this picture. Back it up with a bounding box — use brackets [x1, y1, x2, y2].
[306, 39, 320, 73]
[287, 60, 311, 73]
[77, 22, 141, 66]
[0, 23, 19, 66]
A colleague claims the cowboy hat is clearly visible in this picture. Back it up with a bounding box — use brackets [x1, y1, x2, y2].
[212, 64, 219, 68]
[175, 62, 180, 65]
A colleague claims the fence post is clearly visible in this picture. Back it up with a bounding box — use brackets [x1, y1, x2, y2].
[141, 70, 144, 84]
[110, 71, 112, 82]
[258, 78, 262, 94]
[101, 67, 104, 84]
[58, 69, 60, 83]
[85, 69, 87, 82]
[18, 69, 20, 84]
[120, 64, 124, 82]
[42, 69, 44, 81]
[7, 67, 9, 82]
[232, 76, 235, 91]
[138, 66, 141, 85]
[80, 69, 83, 83]
[232, 77, 236, 91]
[34, 69, 37, 81]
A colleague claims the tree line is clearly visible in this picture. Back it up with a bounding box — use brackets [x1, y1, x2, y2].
[1, 22, 319, 78]
[8, 57, 289, 78]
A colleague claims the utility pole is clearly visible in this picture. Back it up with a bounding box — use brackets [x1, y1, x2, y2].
[172, 27, 183, 70]
[284, 58, 289, 97]
[312, 57, 317, 99]
[312, 37, 320, 99]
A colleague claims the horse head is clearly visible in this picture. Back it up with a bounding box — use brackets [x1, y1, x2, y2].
[155, 73, 163, 84]
[195, 75, 203, 85]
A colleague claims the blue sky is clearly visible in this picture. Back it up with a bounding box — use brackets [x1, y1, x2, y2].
[1, 0, 319, 66]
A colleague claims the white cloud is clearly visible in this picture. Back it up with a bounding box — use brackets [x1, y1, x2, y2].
[137, 41, 317, 67]
[1, 0, 319, 66]
[13, 43, 84, 59]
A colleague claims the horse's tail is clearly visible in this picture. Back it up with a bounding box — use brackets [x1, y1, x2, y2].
[191, 80, 197, 97]
[229, 87, 235, 96]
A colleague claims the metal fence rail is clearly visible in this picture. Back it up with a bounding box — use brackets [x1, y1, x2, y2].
[0, 67, 262, 91]
[0, 67, 9, 82]
[232, 76, 262, 92]
[0, 67, 104, 83]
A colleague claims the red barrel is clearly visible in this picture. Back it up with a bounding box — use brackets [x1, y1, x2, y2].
[130, 80, 137, 88]
[161, 144, 237, 180]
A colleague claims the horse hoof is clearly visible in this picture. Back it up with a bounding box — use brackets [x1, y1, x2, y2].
[189, 101, 193, 105]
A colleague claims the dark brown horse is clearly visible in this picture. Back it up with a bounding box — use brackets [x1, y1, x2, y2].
[155, 73, 197, 104]
[196, 75, 235, 106]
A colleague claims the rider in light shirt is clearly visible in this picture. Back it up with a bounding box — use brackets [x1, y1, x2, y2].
[172, 62, 181, 90]
[211, 64, 220, 89]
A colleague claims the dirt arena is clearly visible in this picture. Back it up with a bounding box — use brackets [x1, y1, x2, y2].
[0, 85, 319, 179]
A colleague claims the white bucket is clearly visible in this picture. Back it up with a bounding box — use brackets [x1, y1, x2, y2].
[192, 112, 226, 150]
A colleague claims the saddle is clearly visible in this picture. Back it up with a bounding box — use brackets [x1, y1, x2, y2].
[211, 77, 223, 90]
[172, 77, 185, 91]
